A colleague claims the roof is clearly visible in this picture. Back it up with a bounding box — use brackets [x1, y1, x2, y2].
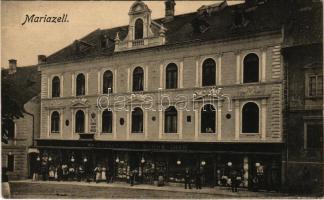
[283, 1, 323, 48]
[1, 66, 41, 118]
[46, 0, 286, 64]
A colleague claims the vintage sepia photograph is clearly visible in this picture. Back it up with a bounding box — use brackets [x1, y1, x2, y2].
[1, 0, 323, 198]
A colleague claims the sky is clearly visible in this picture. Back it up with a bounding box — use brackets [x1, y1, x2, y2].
[1, 1, 241, 68]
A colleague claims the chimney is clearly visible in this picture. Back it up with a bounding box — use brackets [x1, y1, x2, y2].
[8, 59, 17, 75]
[38, 55, 47, 64]
[164, 0, 176, 22]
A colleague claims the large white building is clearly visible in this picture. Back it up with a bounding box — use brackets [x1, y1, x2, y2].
[36, 0, 285, 190]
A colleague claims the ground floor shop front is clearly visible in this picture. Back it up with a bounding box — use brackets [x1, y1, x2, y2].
[34, 139, 282, 191]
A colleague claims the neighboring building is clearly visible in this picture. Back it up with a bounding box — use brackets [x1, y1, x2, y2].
[282, 1, 323, 195]
[36, 0, 286, 191]
[1, 61, 41, 180]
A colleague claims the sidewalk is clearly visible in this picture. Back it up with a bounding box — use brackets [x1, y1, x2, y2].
[11, 179, 288, 198]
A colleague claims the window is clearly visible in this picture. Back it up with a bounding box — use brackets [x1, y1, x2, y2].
[308, 75, 323, 96]
[75, 110, 85, 133]
[135, 18, 144, 40]
[242, 102, 259, 133]
[103, 70, 113, 94]
[133, 67, 144, 91]
[306, 124, 323, 149]
[102, 110, 112, 133]
[51, 111, 60, 133]
[52, 76, 60, 97]
[7, 155, 14, 172]
[166, 63, 178, 89]
[202, 58, 216, 86]
[132, 107, 143, 133]
[2, 119, 15, 140]
[165, 106, 177, 133]
[76, 73, 85, 96]
[201, 104, 216, 133]
[243, 53, 259, 83]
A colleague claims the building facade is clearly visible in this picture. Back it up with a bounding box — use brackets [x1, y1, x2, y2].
[1, 64, 41, 180]
[36, 0, 285, 190]
[282, 1, 323, 195]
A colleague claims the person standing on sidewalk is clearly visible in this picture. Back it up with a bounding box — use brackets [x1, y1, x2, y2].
[184, 168, 192, 189]
[195, 167, 202, 190]
[230, 169, 238, 192]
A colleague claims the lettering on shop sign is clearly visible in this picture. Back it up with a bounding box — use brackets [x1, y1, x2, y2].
[90, 112, 97, 133]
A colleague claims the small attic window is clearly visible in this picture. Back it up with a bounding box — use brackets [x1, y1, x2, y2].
[101, 38, 107, 49]
[191, 18, 210, 34]
[135, 18, 144, 40]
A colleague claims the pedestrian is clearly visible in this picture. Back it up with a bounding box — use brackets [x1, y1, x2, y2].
[62, 164, 68, 181]
[94, 165, 101, 183]
[57, 164, 63, 181]
[41, 159, 48, 181]
[102, 166, 107, 182]
[78, 164, 85, 181]
[69, 164, 75, 181]
[48, 165, 55, 181]
[105, 166, 110, 183]
[230, 169, 238, 192]
[184, 168, 191, 189]
[32, 158, 41, 181]
[195, 167, 202, 189]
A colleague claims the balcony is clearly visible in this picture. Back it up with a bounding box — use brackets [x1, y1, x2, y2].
[132, 39, 144, 47]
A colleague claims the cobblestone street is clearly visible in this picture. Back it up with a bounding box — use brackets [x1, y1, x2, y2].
[8, 180, 287, 199]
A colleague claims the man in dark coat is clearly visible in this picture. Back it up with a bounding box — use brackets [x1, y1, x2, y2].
[195, 167, 202, 189]
[184, 168, 192, 189]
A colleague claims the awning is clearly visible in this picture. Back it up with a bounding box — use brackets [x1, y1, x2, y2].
[28, 148, 40, 154]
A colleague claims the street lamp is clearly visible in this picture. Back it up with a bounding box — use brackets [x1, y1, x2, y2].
[255, 162, 260, 167]
[83, 158, 88, 163]
[141, 157, 145, 164]
[48, 156, 52, 162]
[227, 162, 232, 167]
[36, 156, 40, 161]
[201, 160, 206, 166]
[71, 156, 75, 163]
[176, 159, 181, 165]
[115, 157, 120, 163]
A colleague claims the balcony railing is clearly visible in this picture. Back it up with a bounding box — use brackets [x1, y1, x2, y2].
[132, 39, 144, 47]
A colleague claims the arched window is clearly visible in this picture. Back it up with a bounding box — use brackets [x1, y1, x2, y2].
[243, 53, 259, 83]
[242, 102, 259, 133]
[103, 70, 113, 94]
[51, 111, 60, 133]
[133, 67, 144, 91]
[2, 119, 15, 140]
[135, 18, 144, 40]
[166, 63, 178, 89]
[75, 110, 85, 133]
[76, 73, 85, 96]
[52, 76, 60, 97]
[202, 58, 216, 86]
[201, 104, 216, 133]
[132, 107, 143, 133]
[102, 110, 112, 133]
[165, 106, 177, 133]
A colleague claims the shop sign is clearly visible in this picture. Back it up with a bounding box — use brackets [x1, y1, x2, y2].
[90, 112, 97, 133]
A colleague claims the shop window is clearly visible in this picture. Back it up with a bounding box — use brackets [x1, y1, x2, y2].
[75, 110, 85, 133]
[133, 67, 144, 92]
[7, 155, 14, 172]
[2, 119, 15, 140]
[165, 106, 177, 133]
[52, 76, 60, 97]
[135, 18, 144, 40]
[306, 124, 323, 149]
[202, 58, 216, 86]
[165, 63, 178, 89]
[308, 75, 323, 97]
[132, 107, 143, 133]
[201, 104, 216, 133]
[76, 73, 85, 96]
[102, 110, 112, 133]
[242, 102, 259, 133]
[51, 111, 60, 133]
[103, 70, 113, 94]
[243, 53, 259, 83]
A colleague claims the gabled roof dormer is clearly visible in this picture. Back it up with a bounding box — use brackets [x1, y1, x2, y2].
[114, 0, 166, 52]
